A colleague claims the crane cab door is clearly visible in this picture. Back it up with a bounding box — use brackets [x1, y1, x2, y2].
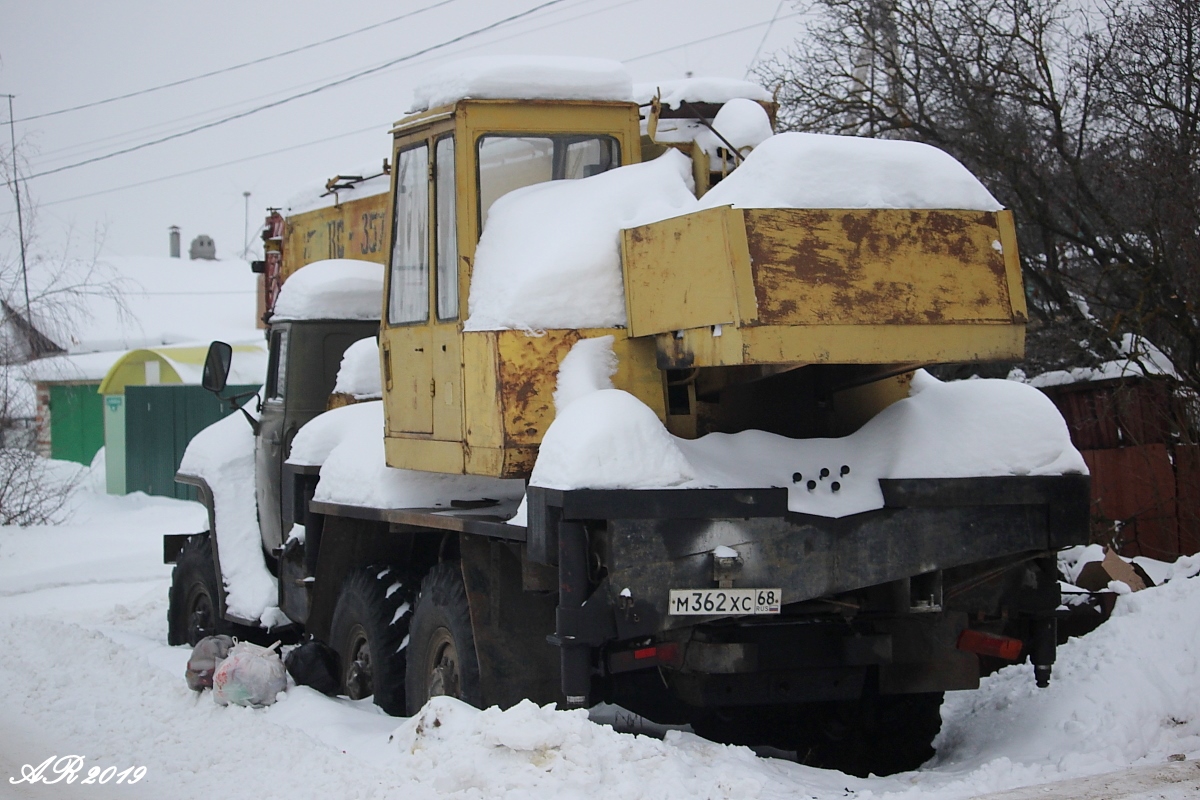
[381, 127, 463, 465]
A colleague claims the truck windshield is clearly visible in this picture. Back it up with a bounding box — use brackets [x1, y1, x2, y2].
[477, 134, 619, 230]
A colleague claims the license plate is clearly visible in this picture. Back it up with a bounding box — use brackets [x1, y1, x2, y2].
[668, 588, 782, 616]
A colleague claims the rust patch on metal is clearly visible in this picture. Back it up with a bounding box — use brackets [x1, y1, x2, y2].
[499, 331, 581, 447]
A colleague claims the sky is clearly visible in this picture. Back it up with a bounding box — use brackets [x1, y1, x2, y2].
[0, 0, 803, 264]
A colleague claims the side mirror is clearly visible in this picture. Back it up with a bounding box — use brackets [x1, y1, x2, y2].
[202, 341, 233, 394]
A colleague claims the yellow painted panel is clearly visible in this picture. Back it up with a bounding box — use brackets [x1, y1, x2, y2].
[384, 437, 464, 475]
[496, 330, 584, 447]
[997, 210, 1027, 321]
[282, 192, 389, 281]
[381, 325, 433, 435]
[745, 208, 1015, 326]
[623, 207, 739, 338]
[432, 324, 464, 441]
[463, 332, 502, 451]
[656, 323, 1023, 367]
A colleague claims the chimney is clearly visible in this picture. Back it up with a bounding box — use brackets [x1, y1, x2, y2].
[169, 226, 181, 258]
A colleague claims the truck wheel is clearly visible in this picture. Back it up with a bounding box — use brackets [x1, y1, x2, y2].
[405, 562, 482, 715]
[328, 566, 413, 716]
[168, 534, 228, 647]
[799, 692, 944, 777]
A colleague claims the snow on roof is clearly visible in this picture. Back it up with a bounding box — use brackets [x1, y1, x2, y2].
[7, 255, 261, 356]
[96, 340, 266, 394]
[284, 166, 390, 217]
[22, 350, 127, 383]
[408, 56, 634, 113]
[698, 132, 1003, 212]
[1024, 334, 1179, 388]
[465, 150, 696, 331]
[270, 259, 383, 322]
[531, 339, 1085, 518]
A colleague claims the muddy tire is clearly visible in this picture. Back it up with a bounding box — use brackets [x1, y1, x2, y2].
[168, 534, 229, 647]
[329, 566, 413, 715]
[405, 562, 482, 715]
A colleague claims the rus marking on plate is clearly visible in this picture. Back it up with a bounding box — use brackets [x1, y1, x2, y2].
[668, 588, 782, 616]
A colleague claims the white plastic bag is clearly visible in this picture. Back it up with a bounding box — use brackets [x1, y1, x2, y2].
[212, 640, 287, 707]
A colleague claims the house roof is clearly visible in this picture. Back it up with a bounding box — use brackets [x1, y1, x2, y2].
[9, 255, 261, 356]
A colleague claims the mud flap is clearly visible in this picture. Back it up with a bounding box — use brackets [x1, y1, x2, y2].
[459, 535, 564, 709]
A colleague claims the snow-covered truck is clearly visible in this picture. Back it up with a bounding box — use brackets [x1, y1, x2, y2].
[166, 59, 1090, 775]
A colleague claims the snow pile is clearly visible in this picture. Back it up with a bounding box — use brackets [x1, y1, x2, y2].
[409, 56, 633, 113]
[390, 696, 770, 798]
[1026, 333, 1179, 388]
[530, 337, 694, 491]
[535, 364, 1085, 517]
[633, 77, 772, 108]
[177, 405, 280, 623]
[698, 132, 1003, 212]
[288, 401, 381, 467]
[308, 402, 524, 508]
[934, 558, 1200, 786]
[466, 150, 696, 331]
[697, 98, 774, 158]
[271, 259, 383, 322]
[333, 336, 382, 399]
[551, 335, 618, 410]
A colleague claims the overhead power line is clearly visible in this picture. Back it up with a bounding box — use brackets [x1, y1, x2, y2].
[623, 12, 802, 64]
[23, 0, 570, 181]
[10, 0, 460, 124]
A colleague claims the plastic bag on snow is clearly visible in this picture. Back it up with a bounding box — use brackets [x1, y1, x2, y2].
[212, 640, 287, 707]
[284, 638, 340, 697]
[186, 634, 235, 691]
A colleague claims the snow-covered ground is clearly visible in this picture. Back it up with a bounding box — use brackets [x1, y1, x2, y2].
[1, 471, 1198, 799]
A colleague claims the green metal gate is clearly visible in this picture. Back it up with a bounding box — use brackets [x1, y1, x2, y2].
[49, 383, 105, 465]
[124, 384, 259, 500]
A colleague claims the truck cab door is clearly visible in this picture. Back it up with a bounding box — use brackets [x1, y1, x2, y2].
[382, 128, 465, 456]
[382, 141, 435, 436]
[256, 325, 288, 553]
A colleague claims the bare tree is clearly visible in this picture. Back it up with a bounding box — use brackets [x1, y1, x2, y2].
[758, 0, 1200, 390]
[1, 137, 124, 524]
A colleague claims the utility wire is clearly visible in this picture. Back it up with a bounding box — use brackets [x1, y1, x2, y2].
[745, 0, 786, 78]
[33, 122, 388, 209]
[9, 4, 799, 211]
[623, 12, 801, 64]
[23, 0, 569, 180]
[10, 0, 460, 124]
[22, 0, 606, 167]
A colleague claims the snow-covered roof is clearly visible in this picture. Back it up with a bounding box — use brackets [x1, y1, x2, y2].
[633, 77, 772, 109]
[96, 341, 266, 395]
[6, 255, 261, 356]
[23, 350, 127, 383]
[270, 259, 383, 322]
[1024, 334, 1178, 388]
[408, 56, 634, 113]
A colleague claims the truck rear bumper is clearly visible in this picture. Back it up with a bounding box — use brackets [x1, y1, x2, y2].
[527, 475, 1090, 705]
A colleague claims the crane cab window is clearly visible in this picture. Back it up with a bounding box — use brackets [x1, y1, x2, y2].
[435, 136, 457, 321]
[265, 328, 288, 401]
[477, 135, 619, 229]
[388, 143, 429, 326]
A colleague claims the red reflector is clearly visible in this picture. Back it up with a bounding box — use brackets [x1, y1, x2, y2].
[633, 646, 657, 660]
[957, 629, 1023, 661]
